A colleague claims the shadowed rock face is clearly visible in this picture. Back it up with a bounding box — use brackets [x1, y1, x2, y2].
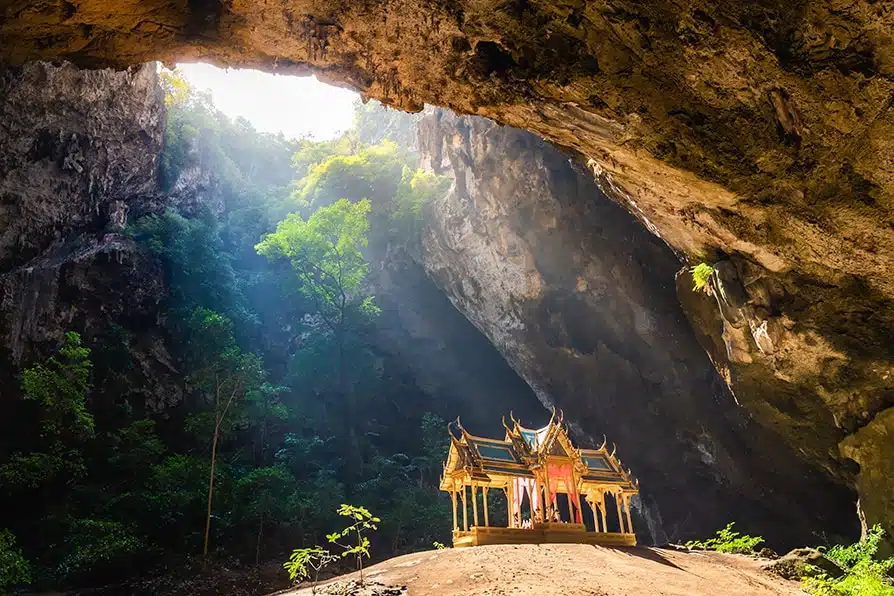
[416, 109, 856, 548]
[0, 61, 181, 413]
[2, 0, 894, 539]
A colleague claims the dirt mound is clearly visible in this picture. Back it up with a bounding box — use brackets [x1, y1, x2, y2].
[281, 544, 802, 596]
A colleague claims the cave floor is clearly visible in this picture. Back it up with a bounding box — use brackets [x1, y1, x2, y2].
[282, 543, 801, 596]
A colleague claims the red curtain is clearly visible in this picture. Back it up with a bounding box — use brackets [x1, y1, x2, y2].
[547, 463, 582, 523]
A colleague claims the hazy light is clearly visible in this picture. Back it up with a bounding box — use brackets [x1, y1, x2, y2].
[176, 63, 359, 140]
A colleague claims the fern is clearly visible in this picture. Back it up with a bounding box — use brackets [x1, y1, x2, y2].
[690, 263, 715, 293]
[803, 525, 894, 596]
[685, 522, 764, 554]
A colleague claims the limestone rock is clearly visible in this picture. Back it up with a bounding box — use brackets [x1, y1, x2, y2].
[763, 548, 844, 580]
[840, 407, 894, 555]
[415, 109, 856, 548]
[0, 61, 178, 410]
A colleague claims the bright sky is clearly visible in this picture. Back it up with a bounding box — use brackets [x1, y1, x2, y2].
[176, 63, 359, 140]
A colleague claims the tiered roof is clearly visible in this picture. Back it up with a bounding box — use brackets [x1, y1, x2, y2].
[440, 411, 638, 491]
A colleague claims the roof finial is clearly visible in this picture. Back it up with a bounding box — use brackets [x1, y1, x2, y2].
[598, 434, 607, 450]
[610, 443, 617, 459]
[447, 417, 461, 441]
[548, 407, 556, 427]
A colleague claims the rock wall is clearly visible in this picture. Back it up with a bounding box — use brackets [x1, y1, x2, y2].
[416, 109, 857, 548]
[0, 61, 180, 412]
[366, 249, 545, 435]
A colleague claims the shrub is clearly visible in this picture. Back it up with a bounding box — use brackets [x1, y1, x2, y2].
[327, 504, 380, 584]
[690, 262, 715, 293]
[0, 529, 31, 592]
[55, 519, 143, 585]
[803, 525, 894, 595]
[283, 504, 380, 589]
[283, 547, 339, 591]
[685, 522, 765, 554]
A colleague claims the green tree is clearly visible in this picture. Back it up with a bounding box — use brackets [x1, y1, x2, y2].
[182, 307, 266, 561]
[293, 143, 406, 210]
[257, 199, 378, 476]
[0, 529, 31, 592]
[0, 332, 94, 489]
[22, 331, 93, 442]
[390, 167, 451, 250]
[234, 465, 300, 564]
[327, 504, 380, 585]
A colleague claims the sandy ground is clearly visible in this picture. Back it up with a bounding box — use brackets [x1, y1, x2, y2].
[282, 544, 803, 596]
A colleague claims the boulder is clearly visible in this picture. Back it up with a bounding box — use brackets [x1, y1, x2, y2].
[763, 548, 844, 580]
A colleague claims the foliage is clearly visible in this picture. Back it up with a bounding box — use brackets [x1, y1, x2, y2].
[157, 67, 295, 193]
[22, 331, 94, 441]
[55, 519, 143, 584]
[234, 465, 302, 563]
[286, 138, 449, 251]
[0, 529, 31, 592]
[432, 541, 447, 550]
[803, 525, 894, 596]
[293, 142, 406, 210]
[128, 208, 253, 335]
[257, 199, 379, 329]
[685, 522, 765, 554]
[282, 547, 339, 588]
[690, 262, 715, 293]
[327, 504, 381, 584]
[390, 167, 451, 248]
[159, 68, 192, 108]
[0, 333, 94, 490]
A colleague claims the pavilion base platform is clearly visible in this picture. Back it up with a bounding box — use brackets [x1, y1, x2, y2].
[452, 523, 636, 548]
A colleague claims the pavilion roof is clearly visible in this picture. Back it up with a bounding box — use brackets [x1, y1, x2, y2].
[440, 412, 639, 492]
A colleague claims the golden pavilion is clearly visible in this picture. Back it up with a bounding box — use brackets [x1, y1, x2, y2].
[439, 410, 639, 548]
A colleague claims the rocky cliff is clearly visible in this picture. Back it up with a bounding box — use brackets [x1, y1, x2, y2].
[415, 109, 857, 547]
[0, 61, 181, 412]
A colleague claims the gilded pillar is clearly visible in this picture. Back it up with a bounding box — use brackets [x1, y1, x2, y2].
[461, 485, 468, 531]
[505, 484, 513, 527]
[614, 490, 625, 533]
[472, 484, 479, 527]
[585, 494, 599, 532]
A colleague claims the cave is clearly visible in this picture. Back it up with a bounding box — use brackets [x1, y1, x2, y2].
[1, 0, 893, 591]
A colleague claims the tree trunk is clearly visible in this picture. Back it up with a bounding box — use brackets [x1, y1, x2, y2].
[337, 315, 361, 482]
[203, 375, 222, 564]
[204, 411, 220, 564]
[255, 509, 264, 565]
